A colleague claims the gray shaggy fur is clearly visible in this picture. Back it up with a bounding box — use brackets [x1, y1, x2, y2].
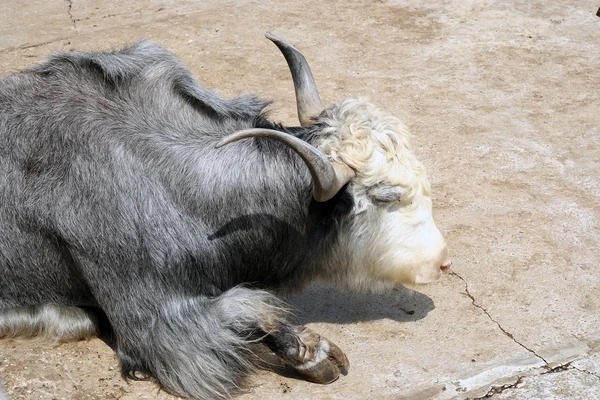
[0, 304, 98, 342]
[0, 42, 354, 399]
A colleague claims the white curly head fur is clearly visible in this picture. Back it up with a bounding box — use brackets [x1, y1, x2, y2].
[314, 97, 449, 290]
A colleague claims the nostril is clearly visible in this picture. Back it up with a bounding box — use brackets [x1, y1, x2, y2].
[440, 259, 453, 273]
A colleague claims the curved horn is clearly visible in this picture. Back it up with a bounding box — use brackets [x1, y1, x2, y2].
[216, 129, 354, 202]
[266, 32, 324, 127]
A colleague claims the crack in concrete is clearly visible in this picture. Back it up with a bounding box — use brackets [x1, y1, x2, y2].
[0, 7, 195, 54]
[0, 7, 182, 54]
[451, 272, 548, 364]
[572, 365, 600, 380]
[544, 361, 600, 380]
[470, 361, 599, 399]
[469, 360, 600, 398]
[449, 274, 600, 398]
[65, 0, 77, 32]
[544, 363, 569, 374]
[472, 376, 524, 399]
[0, 39, 63, 54]
[467, 359, 600, 400]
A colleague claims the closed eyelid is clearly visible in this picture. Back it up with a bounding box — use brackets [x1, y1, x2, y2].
[366, 184, 403, 203]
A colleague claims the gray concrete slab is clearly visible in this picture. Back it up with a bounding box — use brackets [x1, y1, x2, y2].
[0, 0, 599, 399]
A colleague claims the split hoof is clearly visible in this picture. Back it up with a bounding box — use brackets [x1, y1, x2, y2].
[292, 328, 349, 384]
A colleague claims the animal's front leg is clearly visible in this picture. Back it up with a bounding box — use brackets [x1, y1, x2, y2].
[264, 324, 350, 383]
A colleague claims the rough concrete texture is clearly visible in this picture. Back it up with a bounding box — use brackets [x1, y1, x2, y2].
[1, 0, 599, 399]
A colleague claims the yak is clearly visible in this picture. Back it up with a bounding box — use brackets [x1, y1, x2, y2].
[0, 32, 451, 399]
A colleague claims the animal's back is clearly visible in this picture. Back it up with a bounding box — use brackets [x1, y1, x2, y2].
[0, 43, 313, 309]
[0, 44, 219, 307]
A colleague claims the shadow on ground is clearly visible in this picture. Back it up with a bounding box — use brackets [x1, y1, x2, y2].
[92, 283, 433, 353]
[285, 283, 435, 325]
[254, 284, 435, 382]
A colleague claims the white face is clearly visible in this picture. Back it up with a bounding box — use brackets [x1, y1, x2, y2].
[338, 191, 449, 290]
[370, 197, 448, 285]
[315, 97, 450, 289]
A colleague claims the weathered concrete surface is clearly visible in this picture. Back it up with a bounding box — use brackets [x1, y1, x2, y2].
[490, 368, 600, 400]
[1, 0, 599, 399]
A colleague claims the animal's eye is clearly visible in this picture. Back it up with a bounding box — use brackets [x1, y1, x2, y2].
[367, 185, 403, 203]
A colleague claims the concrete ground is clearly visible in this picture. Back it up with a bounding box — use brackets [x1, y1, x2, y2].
[1, 0, 599, 399]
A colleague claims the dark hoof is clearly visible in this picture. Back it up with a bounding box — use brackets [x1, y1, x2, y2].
[292, 328, 350, 384]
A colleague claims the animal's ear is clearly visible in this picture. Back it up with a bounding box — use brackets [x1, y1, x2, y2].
[367, 185, 403, 203]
